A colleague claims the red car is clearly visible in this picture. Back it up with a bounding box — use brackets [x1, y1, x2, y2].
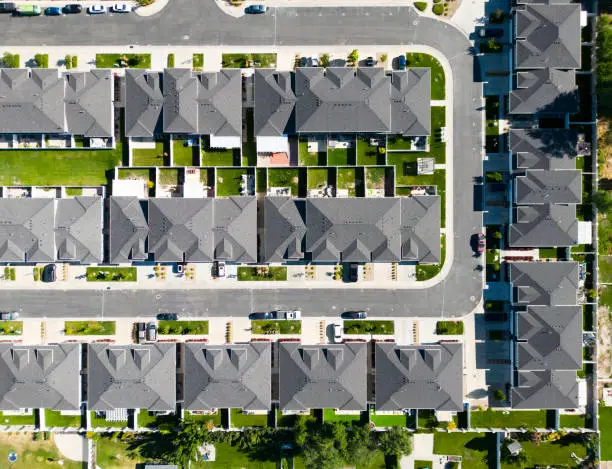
[477, 233, 486, 253]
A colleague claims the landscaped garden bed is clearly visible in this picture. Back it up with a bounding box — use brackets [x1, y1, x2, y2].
[96, 53, 151, 69]
[251, 320, 301, 334]
[0, 321, 22, 335]
[157, 320, 209, 335]
[64, 321, 116, 336]
[86, 266, 137, 282]
[436, 320, 464, 335]
[238, 266, 287, 281]
[343, 320, 394, 335]
[222, 53, 277, 68]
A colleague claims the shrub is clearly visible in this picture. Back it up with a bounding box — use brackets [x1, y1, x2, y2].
[414, 2, 427, 10]
[320, 53, 330, 68]
[380, 53, 388, 63]
[348, 49, 359, 65]
[71, 56, 78, 68]
[432, 3, 444, 14]
[34, 54, 48, 68]
[2, 53, 19, 68]
[167, 53, 175, 68]
[65, 55, 72, 70]
[494, 389, 506, 401]
[138, 0, 154, 5]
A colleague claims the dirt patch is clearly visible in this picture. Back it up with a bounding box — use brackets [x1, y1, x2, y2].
[0, 433, 83, 469]
[599, 120, 612, 180]
[599, 305, 612, 378]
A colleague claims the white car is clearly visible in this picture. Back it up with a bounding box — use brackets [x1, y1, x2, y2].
[273, 310, 301, 320]
[87, 4, 106, 14]
[111, 3, 132, 13]
[332, 324, 343, 343]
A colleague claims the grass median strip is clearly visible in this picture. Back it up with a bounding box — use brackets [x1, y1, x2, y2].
[343, 320, 394, 335]
[65, 321, 116, 336]
[158, 320, 209, 335]
[86, 266, 137, 282]
[238, 266, 287, 281]
[251, 320, 301, 334]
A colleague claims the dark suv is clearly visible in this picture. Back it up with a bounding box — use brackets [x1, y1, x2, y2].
[341, 311, 368, 319]
[62, 4, 83, 13]
[0, 3, 15, 13]
[42, 264, 56, 283]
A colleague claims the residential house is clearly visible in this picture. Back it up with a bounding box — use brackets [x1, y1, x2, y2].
[108, 196, 148, 264]
[124, 69, 164, 138]
[508, 261, 579, 307]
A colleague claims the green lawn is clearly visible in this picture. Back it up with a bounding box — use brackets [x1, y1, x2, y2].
[436, 320, 464, 335]
[201, 141, 238, 166]
[185, 411, 223, 428]
[414, 461, 433, 469]
[602, 285, 612, 308]
[539, 247, 563, 259]
[90, 411, 127, 429]
[238, 266, 287, 281]
[158, 320, 209, 335]
[344, 320, 394, 335]
[600, 405, 612, 459]
[600, 255, 612, 283]
[0, 148, 122, 186]
[230, 409, 268, 428]
[405, 53, 445, 99]
[268, 168, 303, 196]
[470, 409, 546, 428]
[193, 53, 204, 68]
[433, 432, 492, 469]
[44, 410, 82, 428]
[369, 412, 409, 427]
[307, 168, 331, 190]
[159, 168, 180, 185]
[256, 168, 267, 193]
[416, 234, 445, 280]
[251, 320, 301, 334]
[298, 139, 326, 166]
[86, 266, 137, 282]
[173, 140, 199, 166]
[64, 321, 116, 336]
[365, 167, 386, 190]
[502, 438, 587, 469]
[117, 167, 154, 182]
[323, 409, 364, 424]
[197, 442, 278, 468]
[388, 106, 446, 160]
[0, 410, 36, 426]
[0, 434, 84, 469]
[486, 119, 499, 136]
[222, 53, 277, 68]
[132, 141, 167, 166]
[356, 137, 385, 165]
[96, 434, 144, 468]
[0, 320, 23, 335]
[337, 167, 361, 197]
[559, 413, 586, 428]
[216, 168, 251, 197]
[96, 53, 151, 69]
[327, 146, 356, 166]
[136, 411, 178, 431]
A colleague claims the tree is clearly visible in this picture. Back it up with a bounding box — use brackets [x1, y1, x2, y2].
[2, 52, 19, 68]
[320, 53, 330, 68]
[486, 171, 503, 183]
[294, 415, 309, 447]
[170, 420, 209, 467]
[348, 49, 359, 66]
[303, 436, 344, 469]
[494, 389, 506, 401]
[595, 190, 612, 212]
[377, 427, 412, 458]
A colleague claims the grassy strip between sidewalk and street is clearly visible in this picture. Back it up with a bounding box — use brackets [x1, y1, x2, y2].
[64, 321, 116, 336]
[157, 320, 209, 335]
[238, 266, 287, 281]
[251, 320, 301, 334]
[343, 320, 394, 335]
[86, 266, 137, 282]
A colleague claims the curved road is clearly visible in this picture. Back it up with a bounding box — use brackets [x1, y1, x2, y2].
[0, 3, 484, 318]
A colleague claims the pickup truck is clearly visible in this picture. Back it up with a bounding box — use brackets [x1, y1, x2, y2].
[272, 310, 302, 320]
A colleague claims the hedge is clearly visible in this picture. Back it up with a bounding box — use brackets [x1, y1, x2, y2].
[414, 1, 427, 10]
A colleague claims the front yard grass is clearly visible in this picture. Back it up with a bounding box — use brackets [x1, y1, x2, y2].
[216, 168, 252, 196]
[307, 168, 331, 190]
[86, 266, 137, 282]
[96, 53, 151, 69]
[238, 266, 287, 281]
[0, 148, 122, 186]
[433, 432, 492, 469]
[0, 321, 22, 335]
[44, 410, 82, 428]
[64, 321, 116, 336]
[268, 168, 303, 196]
[173, 140, 199, 166]
[158, 320, 209, 335]
[405, 53, 445, 99]
[132, 141, 167, 166]
[298, 139, 326, 166]
[436, 320, 464, 335]
[222, 53, 277, 68]
[230, 409, 268, 428]
[251, 320, 301, 334]
[343, 320, 394, 335]
[470, 409, 546, 428]
[337, 167, 362, 197]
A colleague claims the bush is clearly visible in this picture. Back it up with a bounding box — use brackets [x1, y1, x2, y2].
[71, 56, 78, 68]
[138, 0, 155, 5]
[320, 53, 330, 68]
[2, 53, 19, 68]
[494, 389, 506, 401]
[414, 1, 427, 10]
[432, 3, 444, 14]
[167, 53, 175, 68]
[65, 55, 72, 70]
[34, 54, 48, 69]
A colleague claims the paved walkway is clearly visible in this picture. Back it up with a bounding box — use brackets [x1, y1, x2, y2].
[54, 434, 88, 462]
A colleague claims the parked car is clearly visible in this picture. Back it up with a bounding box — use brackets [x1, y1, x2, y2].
[478, 28, 504, 38]
[137, 322, 146, 342]
[245, 4, 267, 14]
[249, 312, 272, 320]
[157, 313, 178, 321]
[42, 264, 56, 283]
[272, 310, 302, 320]
[45, 7, 62, 15]
[62, 4, 82, 13]
[87, 4, 106, 14]
[398, 55, 406, 70]
[365, 56, 376, 66]
[348, 263, 358, 283]
[147, 322, 157, 342]
[477, 233, 486, 254]
[341, 311, 367, 319]
[0, 3, 16, 13]
[214, 261, 225, 278]
[0, 311, 19, 320]
[310, 56, 319, 67]
[111, 3, 131, 13]
[332, 323, 343, 343]
[14, 5, 41, 15]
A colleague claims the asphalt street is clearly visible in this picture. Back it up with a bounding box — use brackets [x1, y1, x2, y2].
[0, 2, 484, 318]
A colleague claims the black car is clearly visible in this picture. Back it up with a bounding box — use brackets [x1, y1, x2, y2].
[0, 2, 15, 13]
[365, 56, 376, 66]
[341, 311, 367, 319]
[157, 313, 178, 321]
[62, 4, 82, 13]
[42, 264, 56, 283]
[249, 312, 272, 320]
[348, 263, 358, 282]
[136, 322, 146, 342]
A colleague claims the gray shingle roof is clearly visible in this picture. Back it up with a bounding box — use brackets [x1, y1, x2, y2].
[65, 70, 113, 137]
[55, 197, 103, 263]
[511, 129, 579, 170]
[183, 343, 271, 411]
[390, 69, 431, 136]
[0, 69, 65, 134]
[87, 344, 176, 411]
[515, 170, 581, 204]
[109, 197, 148, 264]
[515, 4, 581, 69]
[0, 198, 55, 263]
[375, 343, 463, 411]
[510, 68, 578, 115]
[400, 196, 441, 263]
[125, 69, 164, 138]
[511, 370, 579, 409]
[279, 342, 367, 411]
[509, 261, 579, 306]
[254, 69, 296, 136]
[517, 305, 582, 371]
[295, 67, 391, 133]
[213, 197, 257, 263]
[163, 68, 241, 136]
[262, 197, 306, 263]
[509, 203, 578, 247]
[0, 344, 80, 411]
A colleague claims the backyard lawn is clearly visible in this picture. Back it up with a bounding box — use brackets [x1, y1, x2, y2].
[132, 141, 167, 166]
[159, 168, 181, 185]
[230, 409, 268, 428]
[44, 410, 82, 428]
[470, 409, 546, 428]
[86, 267, 137, 282]
[96, 53, 151, 69]
[298, 138, 326, 166]
[414, 461, 433, 469]
[323, 409, 364, 424]
[600, 255, 612, 283]
[157, 320, 209, 335]
[185, 411, 223, 428]
[601, 405, 612, 460]
[337, 167, 362, 197]
[173, 140, 199, 166]
[365, 167, 387, 190]
[238, 266, 287, 281]
[216, 168, 251, 197]
[501, 438, 587, 469]
[559, 413, 586, 428]
[387, 107, 446, 161]
[327, 146, 356, 166]
[251, 320, 301, 334]
[96, 434, 145, 469]
[201, 139, 238, 166]
[268, 168, 303, 196]
[307, 168, 332, 190]
[369, 412, 411, 427]
[222, 53, 277, 68]
[433, 432, 492, 469]
[356, 136, 385, 165]
[344, 320, 394, 335]
[405, 53, 445, 99]
[0, 148, 122, 186]
[197, 442, 278, 468]
[64, 321, 116, 336]
[0, 433, 85, 469]
[117, 168, 154, 182]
